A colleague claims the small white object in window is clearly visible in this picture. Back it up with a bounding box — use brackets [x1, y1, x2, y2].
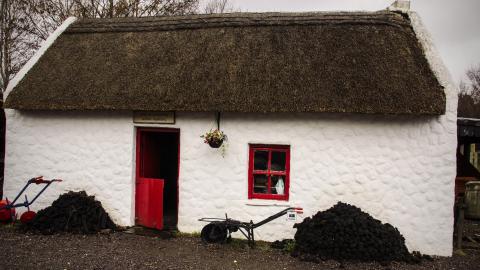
[276, 177, 285, 195]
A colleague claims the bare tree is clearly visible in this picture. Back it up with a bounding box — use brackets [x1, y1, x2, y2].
[458, 65, 480, 118]
[0, 0, 43, 97]
[0, 0, 199, 96]
[204, 0, 238, 14]
[466, 65, 480, 96]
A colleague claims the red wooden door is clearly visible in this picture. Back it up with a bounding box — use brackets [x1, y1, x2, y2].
[135, 178, 164, 230]
[135, 130, 164, 230]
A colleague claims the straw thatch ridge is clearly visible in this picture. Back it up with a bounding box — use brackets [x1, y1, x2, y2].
[65, 12, 411, 33]
[4, 11, 445, 114]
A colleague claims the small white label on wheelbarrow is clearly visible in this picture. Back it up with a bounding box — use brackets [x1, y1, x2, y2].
[286, 211, 296, 221]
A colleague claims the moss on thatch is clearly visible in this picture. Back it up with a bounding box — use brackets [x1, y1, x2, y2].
[4, 11, 445, 114]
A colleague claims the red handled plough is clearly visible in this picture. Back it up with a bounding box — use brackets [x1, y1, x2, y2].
[0, 176, 62, 224]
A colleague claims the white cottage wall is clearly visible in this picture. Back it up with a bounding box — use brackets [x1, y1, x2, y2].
[4, 108, 456, 255]
[3, 110, 135, 226]
[175, 112, 457, 256]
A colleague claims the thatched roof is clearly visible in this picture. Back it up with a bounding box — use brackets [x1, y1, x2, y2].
[4, 11, 445, 114]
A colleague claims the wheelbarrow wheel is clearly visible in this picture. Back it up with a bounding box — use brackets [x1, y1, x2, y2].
[201, 222, 228, 243]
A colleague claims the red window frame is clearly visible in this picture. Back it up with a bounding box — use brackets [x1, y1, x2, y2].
[248, 144, 290, 201]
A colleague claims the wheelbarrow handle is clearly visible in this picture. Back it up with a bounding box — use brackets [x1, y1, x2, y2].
[294, 207, 304, 214]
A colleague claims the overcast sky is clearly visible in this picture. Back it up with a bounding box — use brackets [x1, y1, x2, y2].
[199, 0, 480, 84]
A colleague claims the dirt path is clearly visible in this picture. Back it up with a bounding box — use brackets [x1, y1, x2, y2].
[1, 226, 479, 270]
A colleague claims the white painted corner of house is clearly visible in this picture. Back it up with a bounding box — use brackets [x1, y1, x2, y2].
[4, 17, 77, 100]
[408, 11, 458, 102]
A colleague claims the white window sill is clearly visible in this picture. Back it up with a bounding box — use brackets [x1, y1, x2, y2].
[245, 200, 294, 207]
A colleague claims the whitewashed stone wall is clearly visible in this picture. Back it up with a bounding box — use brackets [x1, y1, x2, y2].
[3, 11, 457, 256]
[175, 111, 457, 256]
[4, 107, 456, 256]
[3, 111, 135, 226]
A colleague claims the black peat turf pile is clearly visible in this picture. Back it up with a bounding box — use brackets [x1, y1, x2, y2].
[26, 191, 116, 234]
[293, 202, 412, 263]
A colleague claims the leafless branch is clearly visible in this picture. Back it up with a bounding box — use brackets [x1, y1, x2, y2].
[203, 0, 238, 14]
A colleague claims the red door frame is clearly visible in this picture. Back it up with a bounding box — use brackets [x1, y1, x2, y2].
[135, 127, 180, 228]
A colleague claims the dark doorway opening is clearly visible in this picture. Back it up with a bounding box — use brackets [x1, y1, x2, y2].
[136, 128, 179, 230]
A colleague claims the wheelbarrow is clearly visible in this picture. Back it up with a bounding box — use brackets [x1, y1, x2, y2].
[199, 207, 303, 247]
[0, 176, 62, 224]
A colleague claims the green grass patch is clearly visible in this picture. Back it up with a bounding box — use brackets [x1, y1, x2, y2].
[283, 240, 296, 253]
[173, 231, 201, 238]
[227, 238, 272, 250]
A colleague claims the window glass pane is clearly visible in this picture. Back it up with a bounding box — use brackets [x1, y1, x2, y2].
[254, 150, 268, 170]
[271, 151, 286, 171]
[271, 175, 286, 195]
[253, 174, 268, 194]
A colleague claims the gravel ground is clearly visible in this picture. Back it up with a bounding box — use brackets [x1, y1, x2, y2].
[1, 225, 479, 270]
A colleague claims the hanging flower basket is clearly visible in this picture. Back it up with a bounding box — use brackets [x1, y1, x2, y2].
[201, 129, 227, 149]
[208, 139, 223, 148]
